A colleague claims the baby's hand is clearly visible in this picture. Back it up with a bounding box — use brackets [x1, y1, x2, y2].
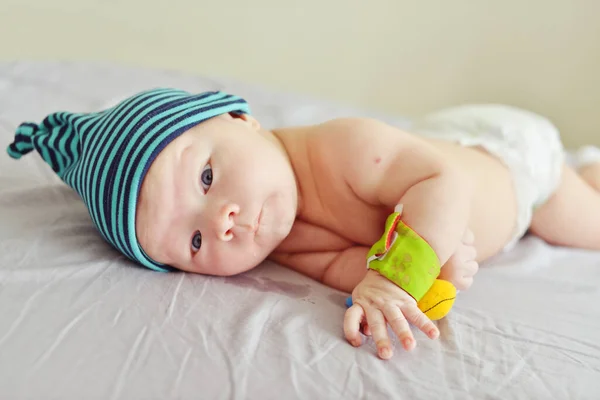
[438, 228, 479, 290]
[344, 270, 440, 360]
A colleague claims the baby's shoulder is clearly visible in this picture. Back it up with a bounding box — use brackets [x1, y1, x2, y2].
[312, 116, 396, 136]
[307, 117, 408, 147]
[304, 117, 417, 160]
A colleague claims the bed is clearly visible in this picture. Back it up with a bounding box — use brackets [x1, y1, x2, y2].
[1, 61, 599, 399]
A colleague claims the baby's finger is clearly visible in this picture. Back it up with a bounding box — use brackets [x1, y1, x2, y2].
[383, 304, 415, 351]
[459, 277, 474, 290]
[463, 228, 475, 245]
[401, 304, 439, 340]
[343, 304, 365, 347]
[361, 322, 372, 336]
[463, 245, 477, 261]
[365, 307, 392, 359]
[464, 260, 479, 276]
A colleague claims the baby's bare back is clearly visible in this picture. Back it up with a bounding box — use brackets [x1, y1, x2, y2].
[269, 119, 518, 292]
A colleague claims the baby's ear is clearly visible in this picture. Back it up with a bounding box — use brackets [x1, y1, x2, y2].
[229, 112, 261, 130]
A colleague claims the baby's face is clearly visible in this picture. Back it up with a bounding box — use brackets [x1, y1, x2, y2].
[136, 113, 298, 275]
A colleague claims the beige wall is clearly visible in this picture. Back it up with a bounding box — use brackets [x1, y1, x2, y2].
[2, 0, 598, 146]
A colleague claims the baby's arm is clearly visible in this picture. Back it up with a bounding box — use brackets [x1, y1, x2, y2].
[328, 118, 473, 359]
[271, 246, 370, 292]
[340, 118, 473, 265]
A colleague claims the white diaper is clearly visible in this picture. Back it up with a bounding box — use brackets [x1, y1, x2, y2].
[411, 104, 565, 250]
[565, 145, 600, 169]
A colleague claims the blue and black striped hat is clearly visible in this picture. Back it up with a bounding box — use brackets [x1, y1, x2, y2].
[6, 88, 251, 272]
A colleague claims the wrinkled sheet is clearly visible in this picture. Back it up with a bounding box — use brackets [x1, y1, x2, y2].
[1, 61, 599, 399]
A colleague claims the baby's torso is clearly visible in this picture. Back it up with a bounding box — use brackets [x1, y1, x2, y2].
[270, 120, 518, 280]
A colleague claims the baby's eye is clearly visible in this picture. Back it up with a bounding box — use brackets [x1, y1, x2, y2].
[191, 230, 202, 252]
[201, 164, 212, 192]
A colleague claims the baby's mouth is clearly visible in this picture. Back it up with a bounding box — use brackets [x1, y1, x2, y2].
[235, 209, 262, 236]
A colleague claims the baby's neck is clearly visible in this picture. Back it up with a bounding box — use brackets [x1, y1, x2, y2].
[269, 125, 314, 218]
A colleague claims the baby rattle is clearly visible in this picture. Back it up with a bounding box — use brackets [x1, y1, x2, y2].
[346, 205, 456, 321]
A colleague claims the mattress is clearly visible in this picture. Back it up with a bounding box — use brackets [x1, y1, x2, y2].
[1, 61, 599, 399]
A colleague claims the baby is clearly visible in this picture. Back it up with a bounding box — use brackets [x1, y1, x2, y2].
[7, 89, 600, 360]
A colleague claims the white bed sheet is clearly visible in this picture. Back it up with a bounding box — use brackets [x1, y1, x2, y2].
[1, 61, 599, 400]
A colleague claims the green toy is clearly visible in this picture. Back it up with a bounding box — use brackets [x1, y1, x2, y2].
[347, 206, 457, 321]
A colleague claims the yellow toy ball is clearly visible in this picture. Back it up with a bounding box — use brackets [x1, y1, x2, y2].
[417, 279, 457, 321]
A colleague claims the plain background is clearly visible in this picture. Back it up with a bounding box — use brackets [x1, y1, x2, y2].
[1, 0, 598, 147]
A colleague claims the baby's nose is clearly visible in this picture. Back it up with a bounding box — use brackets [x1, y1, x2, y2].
[213, 203, 240, 241]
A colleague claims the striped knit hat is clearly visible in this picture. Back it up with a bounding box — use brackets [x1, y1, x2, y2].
[7, 88, 251, 272]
